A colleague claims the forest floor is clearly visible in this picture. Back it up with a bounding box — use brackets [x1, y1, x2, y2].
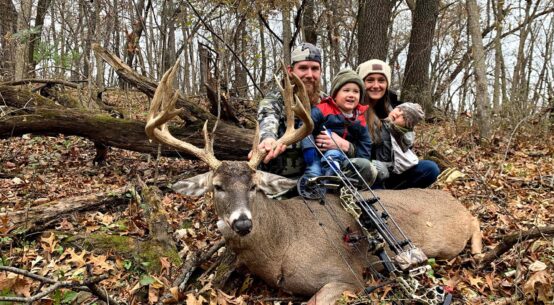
[0, 92, 553, 304]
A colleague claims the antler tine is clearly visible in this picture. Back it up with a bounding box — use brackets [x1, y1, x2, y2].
[248, 61, 314, 169]
[145, 60, 222, 170]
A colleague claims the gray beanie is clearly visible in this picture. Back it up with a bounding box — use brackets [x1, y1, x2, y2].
[291, 43, 322, 65]
[356, 59, 391, 89]
[397, 102, 425, 128]
[330, 69, 364, 101]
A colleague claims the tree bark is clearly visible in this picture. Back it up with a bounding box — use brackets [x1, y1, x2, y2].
[357, 0, 396, 63]
[0, 186, 130, 233]
[27, 0, 52, 78]
[14, 0, 32, 80]
[0, 86, 253, 160]
[0, 0, 18, 80]
[303, 0, 317, 44]
[0, 86, 253, 159]
[466, 0, 491, 140]
[401, 0, 439, 112]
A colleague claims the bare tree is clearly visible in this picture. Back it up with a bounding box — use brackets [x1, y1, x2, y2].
[466, 0, 491, 139]
[0, 0, 18, 80]
[14, 0, 32, 80]
[357, 0, 397, 62]
[401, 0, 439, 112]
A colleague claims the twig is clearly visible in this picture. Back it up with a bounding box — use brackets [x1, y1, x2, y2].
[290, 0, 307, 49]
[478, 226, 554, 267]
[184, 0, 263, 96]
[175, 239, 225, 290]
[0, 266, 115, 303]
[499, 115, 530, 175]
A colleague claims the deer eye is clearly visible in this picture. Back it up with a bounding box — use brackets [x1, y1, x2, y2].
[213, 184, 223, 192]
[249, 185, 256, 192]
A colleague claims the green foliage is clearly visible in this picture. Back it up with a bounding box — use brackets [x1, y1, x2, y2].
[33, 41, 81, 69]
[12, 26, 42, 43]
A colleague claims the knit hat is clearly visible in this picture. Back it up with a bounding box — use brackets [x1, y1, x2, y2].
[291, 43, 322, 66]
[330, 68, 364, 101]
[356, 59, 391, 89]
[396, 102, 425, 128]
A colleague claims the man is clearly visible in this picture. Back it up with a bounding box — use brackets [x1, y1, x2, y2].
[255, 42, 328, 178]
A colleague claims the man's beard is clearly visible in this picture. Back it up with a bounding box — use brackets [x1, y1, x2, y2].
[304, 81, 321, 105]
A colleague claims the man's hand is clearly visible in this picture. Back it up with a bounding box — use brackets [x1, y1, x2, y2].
[247, 138, 287, 164]
[315, 131, 350, 151]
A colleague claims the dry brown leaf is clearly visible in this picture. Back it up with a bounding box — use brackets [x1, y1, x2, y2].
[65, 248, 87, 267]
[40, 232, 57, 254]
[523, 270, 553, 303]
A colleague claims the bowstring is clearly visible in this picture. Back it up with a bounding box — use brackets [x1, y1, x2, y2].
[321, 126, 416, 251]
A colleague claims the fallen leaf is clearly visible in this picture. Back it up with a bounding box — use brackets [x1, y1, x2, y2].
[65, 248, 87, 267]
[40, 233, 57, 254]
[528, 260, 547, 272]
[523, 270, 553, 303]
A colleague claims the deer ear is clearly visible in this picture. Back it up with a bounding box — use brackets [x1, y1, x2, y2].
[256, 171, 297, 196]
[172, 172, 212, 196]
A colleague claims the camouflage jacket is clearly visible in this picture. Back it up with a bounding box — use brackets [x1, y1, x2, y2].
[257, 89, 328, 177]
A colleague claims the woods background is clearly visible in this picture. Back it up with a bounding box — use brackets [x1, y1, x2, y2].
[1, 0, 553, 138]
[0, 0, 553, 304]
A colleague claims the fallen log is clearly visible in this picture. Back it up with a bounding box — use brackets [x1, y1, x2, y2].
[0, 86, 253, 159]
[1, 186, 131, 233]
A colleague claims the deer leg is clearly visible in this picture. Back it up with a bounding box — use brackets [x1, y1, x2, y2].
[470, 217, 483, 255]
[307, 282, 358, 305]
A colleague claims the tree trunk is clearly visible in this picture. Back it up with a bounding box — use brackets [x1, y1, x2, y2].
[282, 9, 292, 65]
[303, 0, 317, 44]
[401, 0, 439, 113]
[491, 0, 505, 115]
[357, 0, 395, 62]
[233, 16, 248, 97]
[125, 0, 147, 69]
[466, 0, 491, 140]
[0, 0, 18, 80]
[14, 0, 32, 80]
[27, 0, 52, 78]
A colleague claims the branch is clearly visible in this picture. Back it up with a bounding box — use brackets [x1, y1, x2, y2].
[184, 0, 263, 96]
[478, 226, 554, 267]
[0, 266, 117, 304]
[0, 79, 82, 88]
[290, 0, 307, 48]
[258, 12, 283, 44]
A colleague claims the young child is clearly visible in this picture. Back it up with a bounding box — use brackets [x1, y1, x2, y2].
[301, 69, 375, 184]
[372, 102, 425, 183]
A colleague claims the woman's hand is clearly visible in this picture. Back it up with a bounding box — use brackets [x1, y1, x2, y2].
[315, 131, 350, 152]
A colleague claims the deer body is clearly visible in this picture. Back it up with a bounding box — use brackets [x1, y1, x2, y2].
[209, 173, 481, 303]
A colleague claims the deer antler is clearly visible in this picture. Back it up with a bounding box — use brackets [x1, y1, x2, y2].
[145, 60, 222, 169]
[248, 62, 314, 169]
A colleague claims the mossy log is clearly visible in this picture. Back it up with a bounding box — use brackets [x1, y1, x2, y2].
[62, 184, 182, 273]
[1, 186, 131, 234]
[0, 86, 253, 160]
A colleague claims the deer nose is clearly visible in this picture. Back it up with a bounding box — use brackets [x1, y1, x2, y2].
[232, 214, 252, 236]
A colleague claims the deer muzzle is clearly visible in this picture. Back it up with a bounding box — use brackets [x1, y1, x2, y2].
[232, 214, 253, 236]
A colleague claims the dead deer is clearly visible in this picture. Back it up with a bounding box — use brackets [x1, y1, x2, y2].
[146, 62, 482, 305]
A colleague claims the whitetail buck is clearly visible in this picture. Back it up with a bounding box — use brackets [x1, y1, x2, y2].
[146, 62, 482, 304]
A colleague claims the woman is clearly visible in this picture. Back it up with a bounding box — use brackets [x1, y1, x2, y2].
[315, 59, 439, 189]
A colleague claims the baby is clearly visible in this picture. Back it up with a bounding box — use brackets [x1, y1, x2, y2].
[373, 102, 425, 183]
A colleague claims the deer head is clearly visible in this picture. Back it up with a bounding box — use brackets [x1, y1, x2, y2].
[146, 60, 313, 236]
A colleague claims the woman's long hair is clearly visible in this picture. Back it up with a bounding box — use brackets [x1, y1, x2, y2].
[364, 90, 393, 144]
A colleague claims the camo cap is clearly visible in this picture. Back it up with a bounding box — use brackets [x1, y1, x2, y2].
[291, 43, 322, 66]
